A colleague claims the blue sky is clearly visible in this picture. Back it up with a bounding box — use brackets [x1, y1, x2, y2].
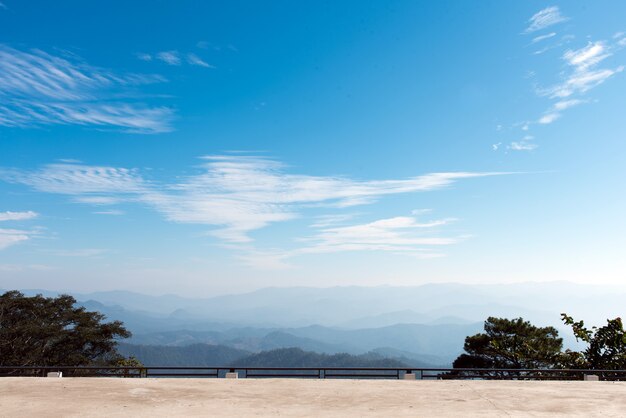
[1, 1, 625, 295]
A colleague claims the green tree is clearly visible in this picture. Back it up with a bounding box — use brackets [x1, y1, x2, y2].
[559, 313, 626, 370]
[0, 291, 131, 367]
[453, 317, 563, 370]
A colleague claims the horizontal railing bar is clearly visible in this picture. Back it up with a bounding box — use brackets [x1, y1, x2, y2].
[2, 366, 624, 373]
[2, 365, 625, 381]
[145, 373, 218, 377]
[245, 374, 320, 378]
[324, 374, 399, 378]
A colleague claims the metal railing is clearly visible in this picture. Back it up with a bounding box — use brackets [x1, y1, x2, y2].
[1, 366, 626, 380]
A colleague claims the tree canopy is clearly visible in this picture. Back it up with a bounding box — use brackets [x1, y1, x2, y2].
[559, 314, 626, 369]
[0, 291, 131, 367]
[453, 317, 563, 370]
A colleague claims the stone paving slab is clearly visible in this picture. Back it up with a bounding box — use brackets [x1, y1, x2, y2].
[1, 377, 625, 417]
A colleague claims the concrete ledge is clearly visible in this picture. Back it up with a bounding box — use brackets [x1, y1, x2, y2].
[2, 378, 626, 417]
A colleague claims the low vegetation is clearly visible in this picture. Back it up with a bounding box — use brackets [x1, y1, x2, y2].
[453, 315, 626, 371]
[0, 291, 132, 367]
[229, 347, 408, 368]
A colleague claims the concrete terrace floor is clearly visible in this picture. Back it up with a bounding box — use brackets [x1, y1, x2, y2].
[1, 378, 625, 417]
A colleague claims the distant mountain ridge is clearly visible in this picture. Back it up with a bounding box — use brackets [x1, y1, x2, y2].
[125, 322, 480, 365]
[117, 343, 250, 367]
[118, 344, 411, 368]
[7, 282, 618, 365]
[12, 282, 624, 328]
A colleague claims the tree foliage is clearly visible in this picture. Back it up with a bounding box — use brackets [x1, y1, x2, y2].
[232, 347, 409, 368]
[453, 317, 563, 370]
[559, 313, 626, 369]
[0, 291, 131, 367]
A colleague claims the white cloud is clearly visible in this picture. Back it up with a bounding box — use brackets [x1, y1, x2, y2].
[564, 41, 610, 70]
[525, 6, 568, 33]
[541, 42, 622, 99]
[141, 50, 213, 68]
[303, 216, 458, 250]
[553, 99, 584, 111]
[532, 32, 557, 43]
[239, 214, 459, 269]
[52, 248, 109, 257]
[93, 210, 124, 215]
[0, 264, 55, 272]
[310, 214, 357, 228]
[136, 53, 152, 61]
[529, 37, 624, 132]
[509, 136, 537, 151]
[0, 163, 146, 195]
[187, 53, 215, 68]
[0, 156, 507, 244]
[0, 228, 31, 250]
[156, 51, 181, 66]
[0, 211, 38, 221]
[0, 45, 174, 133]
[509, 141, 537, 151]
[238, 251, 293, 270]
[538, 113, 560, 124]
[537, 99, 585, 124]
[0, 210, 39, 250]
[611, 32, 626, 46]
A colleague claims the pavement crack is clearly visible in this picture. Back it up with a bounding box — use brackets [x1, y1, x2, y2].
[460, 382, 511, 417]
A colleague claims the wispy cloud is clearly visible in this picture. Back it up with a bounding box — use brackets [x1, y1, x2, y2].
[534, 40, 623, 124]
[0, 163, 146, 195]
[532, 32, 557, 44]
[156, 51, 181, 66]
[139, 50, 214, 69]
[187, 53, 215, 68]
[545, 41, 623, 98]
[0, 211, 38, 250]
[310, 213, 358, 228]
[52, 248, 109, 257]
[301, 215, 459, 253]
[0, 155, 507, 245]
[0, 228, 31, 250]
[508, 135, 537, 151]
[509, 141, 538, 151]
[553, 99, 585, 111]
[240, 214, 459, 269]
[538, 113, 560, 125]
[503, 10, 625, 148]
[93, 209, 124, 216]
[0, 211, 38, 221]
[0, 264, 55, 272]
[525, 6, 568, 33]
[0, 45, 174, 133]
[136, 53, 153, 62]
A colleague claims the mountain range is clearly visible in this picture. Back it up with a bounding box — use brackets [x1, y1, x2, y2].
[8, 282, 622, 365]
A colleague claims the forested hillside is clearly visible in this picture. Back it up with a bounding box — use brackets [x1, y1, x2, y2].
[117, 344, 409, 368]
[231, 347, 409, 368]
[117, 343, 250, 366]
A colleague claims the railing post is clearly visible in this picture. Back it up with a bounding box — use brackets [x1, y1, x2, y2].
[404, 369, 416, 380]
